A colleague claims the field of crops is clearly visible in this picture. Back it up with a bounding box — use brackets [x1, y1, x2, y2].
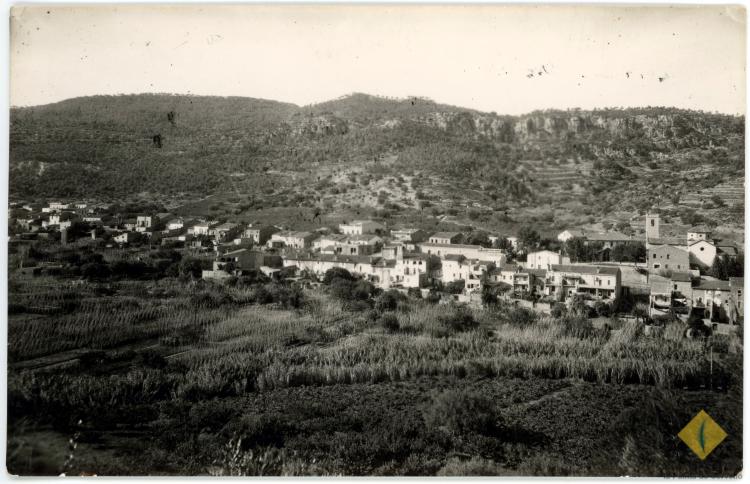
[6, 275, 743, 476]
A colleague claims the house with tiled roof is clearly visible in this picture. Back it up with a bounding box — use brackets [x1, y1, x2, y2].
[427, 232, 463, 244]
[269, 231, 317, 249]
[419, 242, 507, 265]
[543, 264, 621, 301]
[557, 229, 587, 243]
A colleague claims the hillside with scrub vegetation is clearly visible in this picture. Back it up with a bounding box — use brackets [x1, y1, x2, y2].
[10, 93, 745, 236]
[6, 257, 743, 476]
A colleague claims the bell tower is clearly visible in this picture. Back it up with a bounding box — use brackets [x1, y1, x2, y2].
[645, 213, 660, 240]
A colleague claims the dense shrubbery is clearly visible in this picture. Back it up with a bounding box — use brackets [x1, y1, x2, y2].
[6, 267, 742, 476]
[437, 307, 479, 333]
[423, 389, 499, 435]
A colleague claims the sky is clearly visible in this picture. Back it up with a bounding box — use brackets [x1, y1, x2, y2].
[9, 4, 747, 115]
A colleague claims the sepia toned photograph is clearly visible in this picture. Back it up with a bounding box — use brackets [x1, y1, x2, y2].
[5, 4, 746, 477]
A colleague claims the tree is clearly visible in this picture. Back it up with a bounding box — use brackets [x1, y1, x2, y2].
[569, 294, 593, 317]
[481, 287, 498, 307]
[611, 242, 647, 263]
[709, 253, 743, 279]
[518, 227, 540, 250]
[426, 255, 442, 272]
[565, 237, 589, 262]
[375, 290, 405, 312]
[81, 261, 110, 280]
[493, 237, 512, 250]
[444, 280, 465, 294]
[632, 303, 650, 324]
[179, 258, 204, 279]
[615, 221, 633, 235]
[323, 267, 355, 284]
[466, 230, 492, 248]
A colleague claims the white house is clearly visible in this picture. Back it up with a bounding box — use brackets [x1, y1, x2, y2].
[440, 255, 492, 294]
[48, 202, 69, 212]
[114, 232, 138, 244]
[391, 228, 427, 243]
[525, 250, 569, 270]
[688, 239, 717, 269]
[544, 265, 621, 301]
[192, 222, 214, 236]
[418, 243, 507, 265]
[136, 215, 154, 229]
[166, 218, 196, 231]
[687, 226, 712, 243]
[428, 232, 462, 244]
[269, 231, 316, 249]
[339, 220, 385, 235]
[557, 229, 586, 243]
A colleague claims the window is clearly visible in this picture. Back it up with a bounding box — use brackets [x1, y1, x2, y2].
[653, 254, 657, 259]
[700, 247, 705, 251]
[651, 219, 655, 227]
[666, 254, 670, 260]
[674, 284, 678, 290]
[665, 264, 669, 269]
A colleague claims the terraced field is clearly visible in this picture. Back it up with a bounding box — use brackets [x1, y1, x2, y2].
[681, 178, 745, 208]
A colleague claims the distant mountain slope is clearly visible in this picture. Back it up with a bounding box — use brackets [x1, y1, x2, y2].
[9, 92, 745, 227]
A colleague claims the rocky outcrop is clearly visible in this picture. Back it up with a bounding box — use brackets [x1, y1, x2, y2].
[403, 109, 742, 146]
[291, 114, 349, 138]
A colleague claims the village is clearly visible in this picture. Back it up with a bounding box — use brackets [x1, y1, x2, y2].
[9, 199, 744, 334]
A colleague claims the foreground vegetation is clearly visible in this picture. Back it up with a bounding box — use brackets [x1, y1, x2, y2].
[7, 271, 742, 476]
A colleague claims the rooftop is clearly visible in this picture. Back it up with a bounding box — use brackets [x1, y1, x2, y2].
[586, 231, 632, 242]
[276, 230, 313, 238]
[420, 242, 484, 250]
[429, 232, 461, 239]
[670, 271, 693, 283]
[560, 229, 586, 237]
[694, 279, 731, 291]
[550, 264, 620, 276]
[647, 237, 686, 247]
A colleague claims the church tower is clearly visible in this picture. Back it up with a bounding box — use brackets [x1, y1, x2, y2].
[645, 213, 660, 240]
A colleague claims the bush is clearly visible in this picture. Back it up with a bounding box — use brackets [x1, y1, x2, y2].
[444, 280, 465, 295]
[438, 308, 478, 333]
[594, 300, 611, 317]
[375, 290, 405, 312]
[276, 284, 305, 309]
[423, 390, 498, 435]
[253, 286, 274, 305]
[378, 313, 400, 333]
[506, 307, 537, 327]
[550, 303, 566, 318]
[323, 267, 355, 285]
[136, 349, 167, 369]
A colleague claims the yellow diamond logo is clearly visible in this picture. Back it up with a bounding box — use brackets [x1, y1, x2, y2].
[677, 410, 727, 460]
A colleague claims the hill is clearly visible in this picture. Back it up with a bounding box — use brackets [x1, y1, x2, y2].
[9, 92, 745, 231]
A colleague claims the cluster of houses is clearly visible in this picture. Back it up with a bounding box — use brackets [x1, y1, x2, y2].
[9, 203, 744, 329]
